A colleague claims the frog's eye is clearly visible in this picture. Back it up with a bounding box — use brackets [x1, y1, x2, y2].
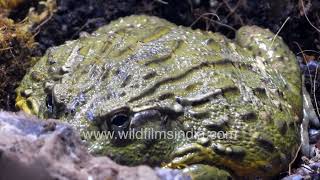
[108, 113, 131, 133]
[108, 113, 131, 145]
[100, 107, 131, 132]
[111, 113, 130, 128]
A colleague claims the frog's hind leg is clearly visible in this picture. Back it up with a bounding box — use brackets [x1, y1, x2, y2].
[182, 164, 232, 180]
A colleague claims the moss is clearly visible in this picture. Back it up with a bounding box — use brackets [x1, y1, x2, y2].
[0, 17, 34, 110]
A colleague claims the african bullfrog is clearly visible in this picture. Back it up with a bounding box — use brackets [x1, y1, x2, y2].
[16, 15, 307, 178]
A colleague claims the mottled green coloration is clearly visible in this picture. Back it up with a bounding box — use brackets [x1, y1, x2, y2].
[16, 15, 302, 177]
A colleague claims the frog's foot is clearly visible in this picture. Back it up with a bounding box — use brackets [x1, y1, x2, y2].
[27, 0, 56, 28]
[165, 143, 232, 179]
[182, 164, 232, 180]
[301, 82, 320, 157]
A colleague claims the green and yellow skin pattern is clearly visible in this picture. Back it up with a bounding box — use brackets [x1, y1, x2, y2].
[16, 15, 302, 178]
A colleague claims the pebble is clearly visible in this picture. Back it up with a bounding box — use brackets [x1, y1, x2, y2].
[309, 129, 320, 144]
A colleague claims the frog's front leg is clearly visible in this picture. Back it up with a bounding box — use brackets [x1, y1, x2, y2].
[182, 164, 232, 180]
[301, 77, 320, 157]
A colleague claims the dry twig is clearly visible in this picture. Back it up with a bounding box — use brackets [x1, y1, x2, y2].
[271, 17, 290, 48]
[190, 13, 220, 28]
[300, 0, 320, 33]
[289, 144, 302, 175]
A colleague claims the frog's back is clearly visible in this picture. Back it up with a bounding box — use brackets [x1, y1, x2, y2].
[16, 15, 302, 177]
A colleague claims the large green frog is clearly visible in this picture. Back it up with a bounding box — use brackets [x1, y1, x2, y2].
[16, 15, 303, 178]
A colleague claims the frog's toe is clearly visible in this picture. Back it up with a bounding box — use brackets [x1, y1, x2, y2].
[182, 164, 232, 180]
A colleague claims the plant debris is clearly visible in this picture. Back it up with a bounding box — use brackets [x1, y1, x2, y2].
[0, 17, 34, 111]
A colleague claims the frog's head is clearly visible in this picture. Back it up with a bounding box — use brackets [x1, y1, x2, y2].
[15, 15, 220, 166]
[15, 28, 196, 166]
